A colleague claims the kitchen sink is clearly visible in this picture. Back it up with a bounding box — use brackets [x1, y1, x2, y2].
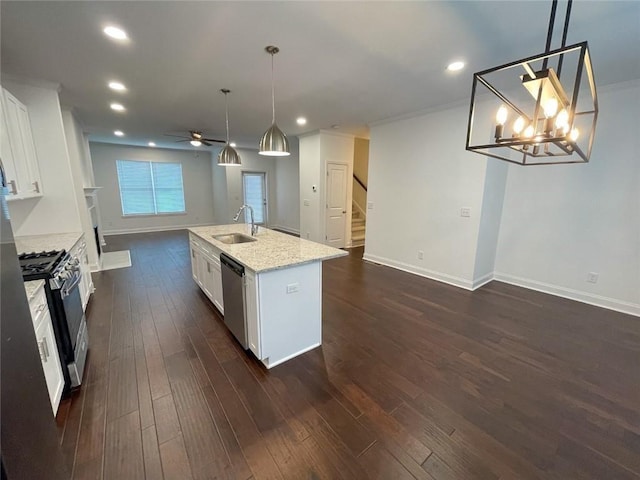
[212, 233, 257, 244]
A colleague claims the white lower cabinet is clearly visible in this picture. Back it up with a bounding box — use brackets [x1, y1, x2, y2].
[29, 286, 64, 415]
[70, 235, 93, 311]
[245, 270, 260, 359]
[189, 234, 224, 314]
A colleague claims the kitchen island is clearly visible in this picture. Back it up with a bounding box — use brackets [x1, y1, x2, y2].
[188, 224, 347, 368]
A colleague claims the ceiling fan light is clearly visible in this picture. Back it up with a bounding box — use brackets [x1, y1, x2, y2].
[218, 145, 242, 166]
[259, 122, 290, 156]
[190, 140, 202, 147]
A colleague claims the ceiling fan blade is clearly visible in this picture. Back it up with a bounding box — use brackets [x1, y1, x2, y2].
[202, 138, 226, 143]
[164, 133, 188, 138]
[175, 139, 190, 143]
[202, 140, 212, 146]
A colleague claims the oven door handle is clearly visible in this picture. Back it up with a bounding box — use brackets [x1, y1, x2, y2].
[61, 271, 82, 299]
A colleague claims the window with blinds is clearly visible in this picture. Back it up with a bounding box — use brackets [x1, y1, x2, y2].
[116, 160, 186, 216]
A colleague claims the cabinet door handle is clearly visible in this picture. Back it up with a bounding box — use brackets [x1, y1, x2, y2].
[8, 180, 17, 195]
[38, 340, 47, 363]
[42, 337, 50, 359]
[32, 181, 40, 193]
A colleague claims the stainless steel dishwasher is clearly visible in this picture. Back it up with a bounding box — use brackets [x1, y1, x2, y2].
[220, 253, 248, 349]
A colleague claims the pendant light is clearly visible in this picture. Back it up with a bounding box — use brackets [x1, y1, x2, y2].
[217, 89, 241, 166]
[259, 46, 290, 156]
[465, 0, 598, 165]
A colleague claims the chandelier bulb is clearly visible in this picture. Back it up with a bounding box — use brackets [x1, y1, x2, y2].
[496, 105, 508, 125]
[555, 109, 569, 130]
[569, 128, 579, 142]
[513, 116, 525, 135]
[523, 125, 535, 138]
[543, 98, 559, 118]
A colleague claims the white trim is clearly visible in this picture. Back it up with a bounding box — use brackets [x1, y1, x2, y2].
[262, 342, 321, 369]
[102, 222, 212, 236]
[472, 272, 495, 290]
[270, 225, 300, 236]
[494, 272, 640, 317]
[362, 253, 474, 290]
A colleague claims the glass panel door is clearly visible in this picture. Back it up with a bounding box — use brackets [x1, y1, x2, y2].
[242, 172, 267, 224]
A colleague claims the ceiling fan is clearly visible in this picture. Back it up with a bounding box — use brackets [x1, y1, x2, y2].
[164, 130, 225, 147]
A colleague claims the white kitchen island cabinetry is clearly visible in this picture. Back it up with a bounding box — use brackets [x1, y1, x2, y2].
[0, 87, 43, 200]
[25, 280, 64, 415]
[190, 233, 224, 314]
[188, 225, 346, 369]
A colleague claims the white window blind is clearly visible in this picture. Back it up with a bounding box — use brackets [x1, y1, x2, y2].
[116, 160, 185, 216]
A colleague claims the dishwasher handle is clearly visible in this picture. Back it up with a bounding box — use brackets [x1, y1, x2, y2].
[220, 253, 245, 276]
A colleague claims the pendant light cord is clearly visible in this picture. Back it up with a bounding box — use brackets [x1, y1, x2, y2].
[224, 92, 230, 143]
[270, 52, 276, 123]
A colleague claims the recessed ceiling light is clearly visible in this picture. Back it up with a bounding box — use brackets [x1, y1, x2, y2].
[229, 142, 237, 147]
[114, 130, 124, 136]
[103, 25, 128, 41]
[148, 142, 156, 147]
[108, 81, 126, 91]
[447, 61, 465, 72]
[296, 117, 307, 126]
[110, 103, 125, 112]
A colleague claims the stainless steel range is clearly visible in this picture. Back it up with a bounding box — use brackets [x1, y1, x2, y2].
[19, 249, 89, 391]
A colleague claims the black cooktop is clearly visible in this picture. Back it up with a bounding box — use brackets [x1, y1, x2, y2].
[18, 250, 66, 280]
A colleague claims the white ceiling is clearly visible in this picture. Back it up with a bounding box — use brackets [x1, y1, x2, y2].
[2, 1, 639, 151]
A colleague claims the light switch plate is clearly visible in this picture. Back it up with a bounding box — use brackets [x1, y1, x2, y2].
[460, 207, 471, 217]
[286, 283, 300, 294]
[303, 199, 310, 206]
[367, 202, 374, 210]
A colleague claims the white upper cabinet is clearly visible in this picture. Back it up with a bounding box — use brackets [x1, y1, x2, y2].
[0, 87, 42, 199]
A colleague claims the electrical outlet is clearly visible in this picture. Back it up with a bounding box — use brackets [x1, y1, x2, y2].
[303, 199, 310, 206]
[286, 283, 299, 294]
[367, 202, 374, 210]
[587, 272, 599, 284]
[460, 207, 471, 217]
[417, 250, 424, 260]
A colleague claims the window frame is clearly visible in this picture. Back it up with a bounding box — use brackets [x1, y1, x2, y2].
[116, 159, 186, 217]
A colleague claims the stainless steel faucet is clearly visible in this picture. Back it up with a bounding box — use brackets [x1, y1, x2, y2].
[233, 204, 258, 236]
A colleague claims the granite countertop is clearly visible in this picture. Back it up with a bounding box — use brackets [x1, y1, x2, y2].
[24, 279, 45, 301]
[15, 232, 83, 255]
[188, 224, 348, 273]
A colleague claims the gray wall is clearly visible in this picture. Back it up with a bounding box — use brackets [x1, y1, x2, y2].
[90, 142, 215, 234]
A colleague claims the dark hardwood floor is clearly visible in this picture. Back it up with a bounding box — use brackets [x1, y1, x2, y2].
[55, 230, 640, 479]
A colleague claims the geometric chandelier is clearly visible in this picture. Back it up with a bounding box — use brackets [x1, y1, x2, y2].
[466, 0, 598, 165]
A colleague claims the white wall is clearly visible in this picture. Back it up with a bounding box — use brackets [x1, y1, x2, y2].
[3, 80, 83, 237]
[473, 159, 508, 285]
[299, 134, 323, 241]
[299, 131, 354, 245]
[62, 110, 100, 269]
[364, 103, 491, 289]
[275, 154, 300, 234]
[90, 142, 216, 234]
[495, 81, 640, 315]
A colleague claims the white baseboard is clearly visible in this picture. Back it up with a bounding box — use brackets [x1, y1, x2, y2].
[362, 253, 475, 290]
[270, 225, 300, 236]
[494, 272, 640, 317]
[102, 223, 213, 236]
[472, 272, 494, 290]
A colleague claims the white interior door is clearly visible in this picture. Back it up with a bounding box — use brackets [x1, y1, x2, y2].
[242, 172, 267, 225]
[326, 163, 348, 247]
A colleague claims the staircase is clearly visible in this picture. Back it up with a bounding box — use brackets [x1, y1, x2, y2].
[351, 204, 366, 247]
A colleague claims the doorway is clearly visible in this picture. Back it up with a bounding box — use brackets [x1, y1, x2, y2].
[326, 163, 348, 248]
[242, 172, 267, 225]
